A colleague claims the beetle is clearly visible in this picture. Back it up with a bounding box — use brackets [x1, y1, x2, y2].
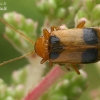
[35, 21, 100, 74]
[0, 17, 100, 74]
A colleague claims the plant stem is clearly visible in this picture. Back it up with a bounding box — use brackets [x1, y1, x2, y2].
[23, 65, 67, 100]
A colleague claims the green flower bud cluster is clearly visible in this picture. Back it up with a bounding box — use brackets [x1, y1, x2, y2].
[11, 67, 27, 85]
[0, 78, 25, 100]
[37, 0, 81, 21]
[40, 71, 87, 100]
[75, 1, 100, 27]
[3, 12, 37, 54]
[37, 0, 100, 28]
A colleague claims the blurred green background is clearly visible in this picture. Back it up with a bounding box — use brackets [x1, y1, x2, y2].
[0, 0, 100, 100]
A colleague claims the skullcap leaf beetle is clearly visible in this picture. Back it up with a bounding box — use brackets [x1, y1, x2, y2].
[0, 17, 100, 75]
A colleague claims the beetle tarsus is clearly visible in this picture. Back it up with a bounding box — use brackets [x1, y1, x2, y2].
[40, 58, 48, 64]
[71, 64, 80, 75]
[51, 26, 60, 32]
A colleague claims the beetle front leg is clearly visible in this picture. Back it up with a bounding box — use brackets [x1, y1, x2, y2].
[49, 61, 53, 67]
[43, 29, 50, 40]
[51, 26, 60, 32]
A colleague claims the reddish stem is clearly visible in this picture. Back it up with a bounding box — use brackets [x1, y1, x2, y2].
[23, 65, 66, 100]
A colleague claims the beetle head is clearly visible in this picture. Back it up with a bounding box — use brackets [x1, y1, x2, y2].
[35, 29, 50, 64]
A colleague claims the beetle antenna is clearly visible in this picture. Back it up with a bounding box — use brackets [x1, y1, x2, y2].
[0, 51, 34, 66]
[0, 17, 34, 45]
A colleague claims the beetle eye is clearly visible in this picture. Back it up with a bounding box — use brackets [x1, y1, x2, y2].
[49, 36, 60, 45]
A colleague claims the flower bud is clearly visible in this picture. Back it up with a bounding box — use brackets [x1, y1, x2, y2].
[91, 4, 100, 25]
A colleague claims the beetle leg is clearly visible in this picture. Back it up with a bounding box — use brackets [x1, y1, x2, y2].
[51, 26, 60, 32]
[71, 64, 80, 75]
[49, 61, 53, 67]
[51, 26, 55, 32]
[43, 29, 50, 40]
[40, 58, 48, 64]
[76, 20, 86, 28]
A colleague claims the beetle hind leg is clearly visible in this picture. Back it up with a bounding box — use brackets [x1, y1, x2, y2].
[71, 64, 80, 75]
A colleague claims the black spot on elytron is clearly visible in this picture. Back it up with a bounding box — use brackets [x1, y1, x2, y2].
[49, 36, 60, 45]
[83, 28, 98, 45]
[49, 51, 59, 59]
[82, 48, 98, 63]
